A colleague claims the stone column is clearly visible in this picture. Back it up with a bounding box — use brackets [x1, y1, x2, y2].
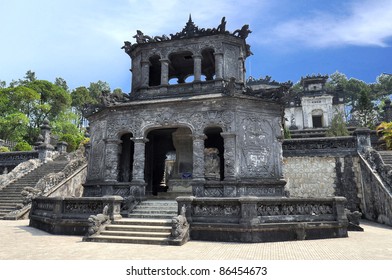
[160, 58, 170, 86]
[354, 128, 371, 153]
[214, 52, 223, 80]
[220, 132, 236, 180]
[104, 138, 122, 182]
[37, 119, 54, 162]
[131, 137, 149, 183]
[140, 60, 150, 88]
[193, 54, 202, 82]
[192, 134, 207, 181]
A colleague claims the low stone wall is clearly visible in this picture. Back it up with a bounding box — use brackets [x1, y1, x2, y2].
[29, 196, 123, 235]
[282, 137, 362, 212]
[0, 151, 39, 174]
[177, 196, 348, 242]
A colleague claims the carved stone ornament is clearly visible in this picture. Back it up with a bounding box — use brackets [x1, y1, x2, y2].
[86, 205, 110, 237]
[122, 16, 252, 56]
[170, 205, 189, 241]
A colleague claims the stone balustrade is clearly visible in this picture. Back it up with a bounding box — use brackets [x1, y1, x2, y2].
[29, 196, 123, 235]
[176, 196, 347, 242]
[283, 136, 357, 157]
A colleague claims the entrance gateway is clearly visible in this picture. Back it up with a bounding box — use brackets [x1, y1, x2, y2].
[30, 16, 348, 243]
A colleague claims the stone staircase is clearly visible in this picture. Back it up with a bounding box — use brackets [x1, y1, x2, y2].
[84, 200, 178, 245]
[378, 150, 392, 165]
[0, 156, 69, 219]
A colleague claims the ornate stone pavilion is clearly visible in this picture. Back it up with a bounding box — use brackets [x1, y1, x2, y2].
[83, 16, 288, 200]
[30, 17, 348, 243]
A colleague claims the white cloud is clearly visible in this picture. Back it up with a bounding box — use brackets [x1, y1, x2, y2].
[265, 0, 392, 48]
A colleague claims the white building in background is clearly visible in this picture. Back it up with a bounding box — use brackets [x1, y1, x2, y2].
[284, 75, 345, 130]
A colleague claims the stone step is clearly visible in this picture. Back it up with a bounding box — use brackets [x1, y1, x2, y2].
[132, 209, 177, 214]
[114, 218, 172, 226]
[139, 200, 177, 206]
[105, 224, 171, 233]
[100, 230, 170, 238]
[127, 213, 176, 219]
[84, 235, 171, 245]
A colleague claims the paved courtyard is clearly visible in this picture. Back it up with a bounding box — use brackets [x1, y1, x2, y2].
[1, 219, 392, 260]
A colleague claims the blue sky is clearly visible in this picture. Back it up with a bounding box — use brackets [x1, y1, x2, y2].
[1, 0, 392, 92]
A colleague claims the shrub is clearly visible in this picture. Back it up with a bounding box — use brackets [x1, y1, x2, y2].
[59, 134, 84, 152]
[326, 112, 349, 137]
[0, 146, 10, 153]
[13, 141, 32, 151]
[376, 122, 392, 150]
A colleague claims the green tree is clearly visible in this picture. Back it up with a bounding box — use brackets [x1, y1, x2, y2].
[326, 112, 349, 137]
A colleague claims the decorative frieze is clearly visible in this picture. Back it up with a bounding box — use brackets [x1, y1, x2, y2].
[193, 204, 240, 217]
[64, 201, 104, 214]
[257, 203, 333, 216]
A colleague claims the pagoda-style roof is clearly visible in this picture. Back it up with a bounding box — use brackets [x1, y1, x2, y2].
[300, 74, 329, 88]
[122, 16, 253, 57]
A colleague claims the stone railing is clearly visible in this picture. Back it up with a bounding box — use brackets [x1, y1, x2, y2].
[283, 136, 357, 157]
[135, 80, 224, 99]
[0, 151, 39, 173]
[3, 148, 87, 220]
[29, 196, 123, 235]
[176, 196, 347, 242]
[359, 148, 392, 225]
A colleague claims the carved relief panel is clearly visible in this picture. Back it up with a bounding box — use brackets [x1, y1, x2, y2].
[87, 120, 107, 181]
[238, 112, 276, 178]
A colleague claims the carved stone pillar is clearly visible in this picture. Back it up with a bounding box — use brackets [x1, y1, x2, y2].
[140, 60, 150, 88]
[160, 59, 170, 86]
[221, 132, 236, 180]
[192, 134, 207, 181]
[104, 139, 122, 182]
[193, 54, 202, 82]
[354, 128, 371, 153]
[131, 137, 149, 183]
[214, 52, 223, 80]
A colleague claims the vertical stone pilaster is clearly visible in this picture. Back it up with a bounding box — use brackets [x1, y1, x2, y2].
[104, 138, 122, 182]
[131, 137, 149, 183]
[160, 59, 170, 86]
[192, 134, 207, 181]
[220, 132, 236, 180]
[140, 60, 150, 88]
[214, 53, 223, 80]
[193, 55, 202, 82]
[238, 57, 245, 83]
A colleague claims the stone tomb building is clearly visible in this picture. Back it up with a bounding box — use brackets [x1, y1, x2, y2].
[83, 17, 287, 199]
[284, 75, 345, 130]
[30, 17, 348, 243]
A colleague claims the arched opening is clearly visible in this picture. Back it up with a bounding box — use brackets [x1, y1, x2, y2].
[201, 48, 215, 81]
[204, 127, 224, 181]
[168, 51, 194, 84]
[149, 55, 161, 87]
[145, 127, 193, 196]
[311, 109, 324, 128]
[118, 133, 134, 182]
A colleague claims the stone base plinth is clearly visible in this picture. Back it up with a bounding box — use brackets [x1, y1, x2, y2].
[176, 196, 348, 243]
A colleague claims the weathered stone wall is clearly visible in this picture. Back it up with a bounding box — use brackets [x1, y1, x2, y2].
[282, 137, 362, 211]
[283, 155, 362, 211]
[47, 165, 86, 198]
[283, 157, 337, 198]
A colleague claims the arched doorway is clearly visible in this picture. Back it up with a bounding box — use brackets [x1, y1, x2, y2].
[145, 127, 193, 196]
[204, 127, 224, 181]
